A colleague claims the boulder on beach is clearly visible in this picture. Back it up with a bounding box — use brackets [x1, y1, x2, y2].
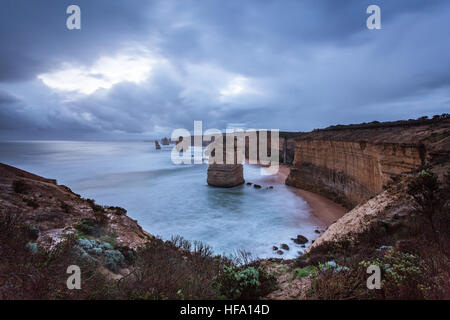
[253, 184, 262, 189]
[281, 243, 289, 250]
[292, 235, 308, 244]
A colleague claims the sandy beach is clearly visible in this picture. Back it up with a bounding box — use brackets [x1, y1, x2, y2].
[266, 165, 347, 226]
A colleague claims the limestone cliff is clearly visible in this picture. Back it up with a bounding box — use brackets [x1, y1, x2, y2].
[286, 116, 450, 209]
[207, 164, 244, 187]
[279, 132, 301, 165]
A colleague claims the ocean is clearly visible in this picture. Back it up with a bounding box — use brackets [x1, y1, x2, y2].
[0, 140, 326, 259]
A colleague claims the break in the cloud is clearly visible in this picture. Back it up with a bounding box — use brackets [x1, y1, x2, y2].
[38, 51, 157, 95]
[0, 0, 449, 140]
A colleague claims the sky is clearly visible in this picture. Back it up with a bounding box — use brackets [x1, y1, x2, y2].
[0, 0, 449, 140]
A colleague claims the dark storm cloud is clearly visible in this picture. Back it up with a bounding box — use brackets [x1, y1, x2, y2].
[0, 0, 154, 82]
[0, 0, 449, 139]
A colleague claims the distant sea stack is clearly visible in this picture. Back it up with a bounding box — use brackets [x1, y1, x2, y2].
[161, 137, 170, 145]
[207, 137, 244, 188]
[155, 140, 161, 149]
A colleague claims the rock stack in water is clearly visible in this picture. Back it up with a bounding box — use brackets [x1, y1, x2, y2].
[161, 137, 170, 145]
[207, 137, 244, 188]
[155, 141, 161, 149]
[207, 164, 244, 187]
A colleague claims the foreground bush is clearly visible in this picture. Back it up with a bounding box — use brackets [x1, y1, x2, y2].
[115, 238, 224, 299]
[308, 245, 449, 300]
[0, 212, 116, 299]
[0, 214, 275, 300]
[303, 170, 450, 300]
[215, 265, 277, 299]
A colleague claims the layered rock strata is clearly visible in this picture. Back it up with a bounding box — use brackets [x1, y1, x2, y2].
[207, 164, 244, 188]
[286, 117, 449, 208]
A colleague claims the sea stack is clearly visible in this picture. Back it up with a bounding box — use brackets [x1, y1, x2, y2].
[161, 137, 170, 145]
[207, 164, 244, 187]
[155, 140, 161, 149]
[207, 136, 244, 188]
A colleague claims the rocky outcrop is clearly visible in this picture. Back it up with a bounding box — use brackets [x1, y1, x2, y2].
[207, 136, 245, 187]
[306, 190, 396, 252]
[207, 164, 244, 187]
[286, 117, 449, 208]
[155, 141, 161, 149]
[0, 163, 153, 250]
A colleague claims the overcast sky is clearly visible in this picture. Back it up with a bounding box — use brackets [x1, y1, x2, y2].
[1, 0, 449, 140]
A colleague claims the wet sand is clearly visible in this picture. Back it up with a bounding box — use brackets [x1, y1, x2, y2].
[266, 165, 347, 226]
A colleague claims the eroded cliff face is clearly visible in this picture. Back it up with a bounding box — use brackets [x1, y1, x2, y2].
[286, 141, 424, 208]
[279, 136, 297, 165]
[286, 117, 449, 209]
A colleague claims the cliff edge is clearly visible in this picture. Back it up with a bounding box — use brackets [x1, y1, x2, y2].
[0, 163, 153, 250]
[286, 115, 449, 209]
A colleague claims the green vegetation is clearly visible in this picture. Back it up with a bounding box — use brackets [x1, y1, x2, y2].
[319, 113, 449, 132]
[12, 179, 27, 194]
[293, 265, 316, 280]
[75, 218, 103, 236]
[0, 213, 276, 300]
[298, 170, 450, 300]
[2, 169, 447, 300]
[215, 265, 276, 299]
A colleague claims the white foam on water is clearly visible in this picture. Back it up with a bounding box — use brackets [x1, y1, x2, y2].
[0, 141, 325, 259]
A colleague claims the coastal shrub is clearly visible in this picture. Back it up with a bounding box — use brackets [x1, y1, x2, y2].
[60, 201, 72, 213]
[215, 265, 276, 300]
[293, 266, 317, 280]
[74, 238, 128, 272]
[309, 265, 367, 299]
[94, 210, 108, 226]
[25, 242, 38, 255]
[24, 198, 39, 209]
[0, 212, 29, 252]
[360, 250, 428, 299]
[106, 206, 127, 215]
[170, 235, 192, 251]
[12, 180, 27, 194]
[85, 198, 108, 225]
[0, 211, 278, 300]
[117, 246, 136, 265]
[103, 249, 126, 272]
[407, 170, 450, 248]
[296, 238, 359, 269]
[0, 213, 116, 299]
[307, 245, 449, 300]
[116, 238, 224, 299]
[227, 249, 258, 266]
[24, 225, 40, 240]
[75, 218, 103, 236]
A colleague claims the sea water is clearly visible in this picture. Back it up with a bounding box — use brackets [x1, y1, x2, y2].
[0, 140, 326, 259]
